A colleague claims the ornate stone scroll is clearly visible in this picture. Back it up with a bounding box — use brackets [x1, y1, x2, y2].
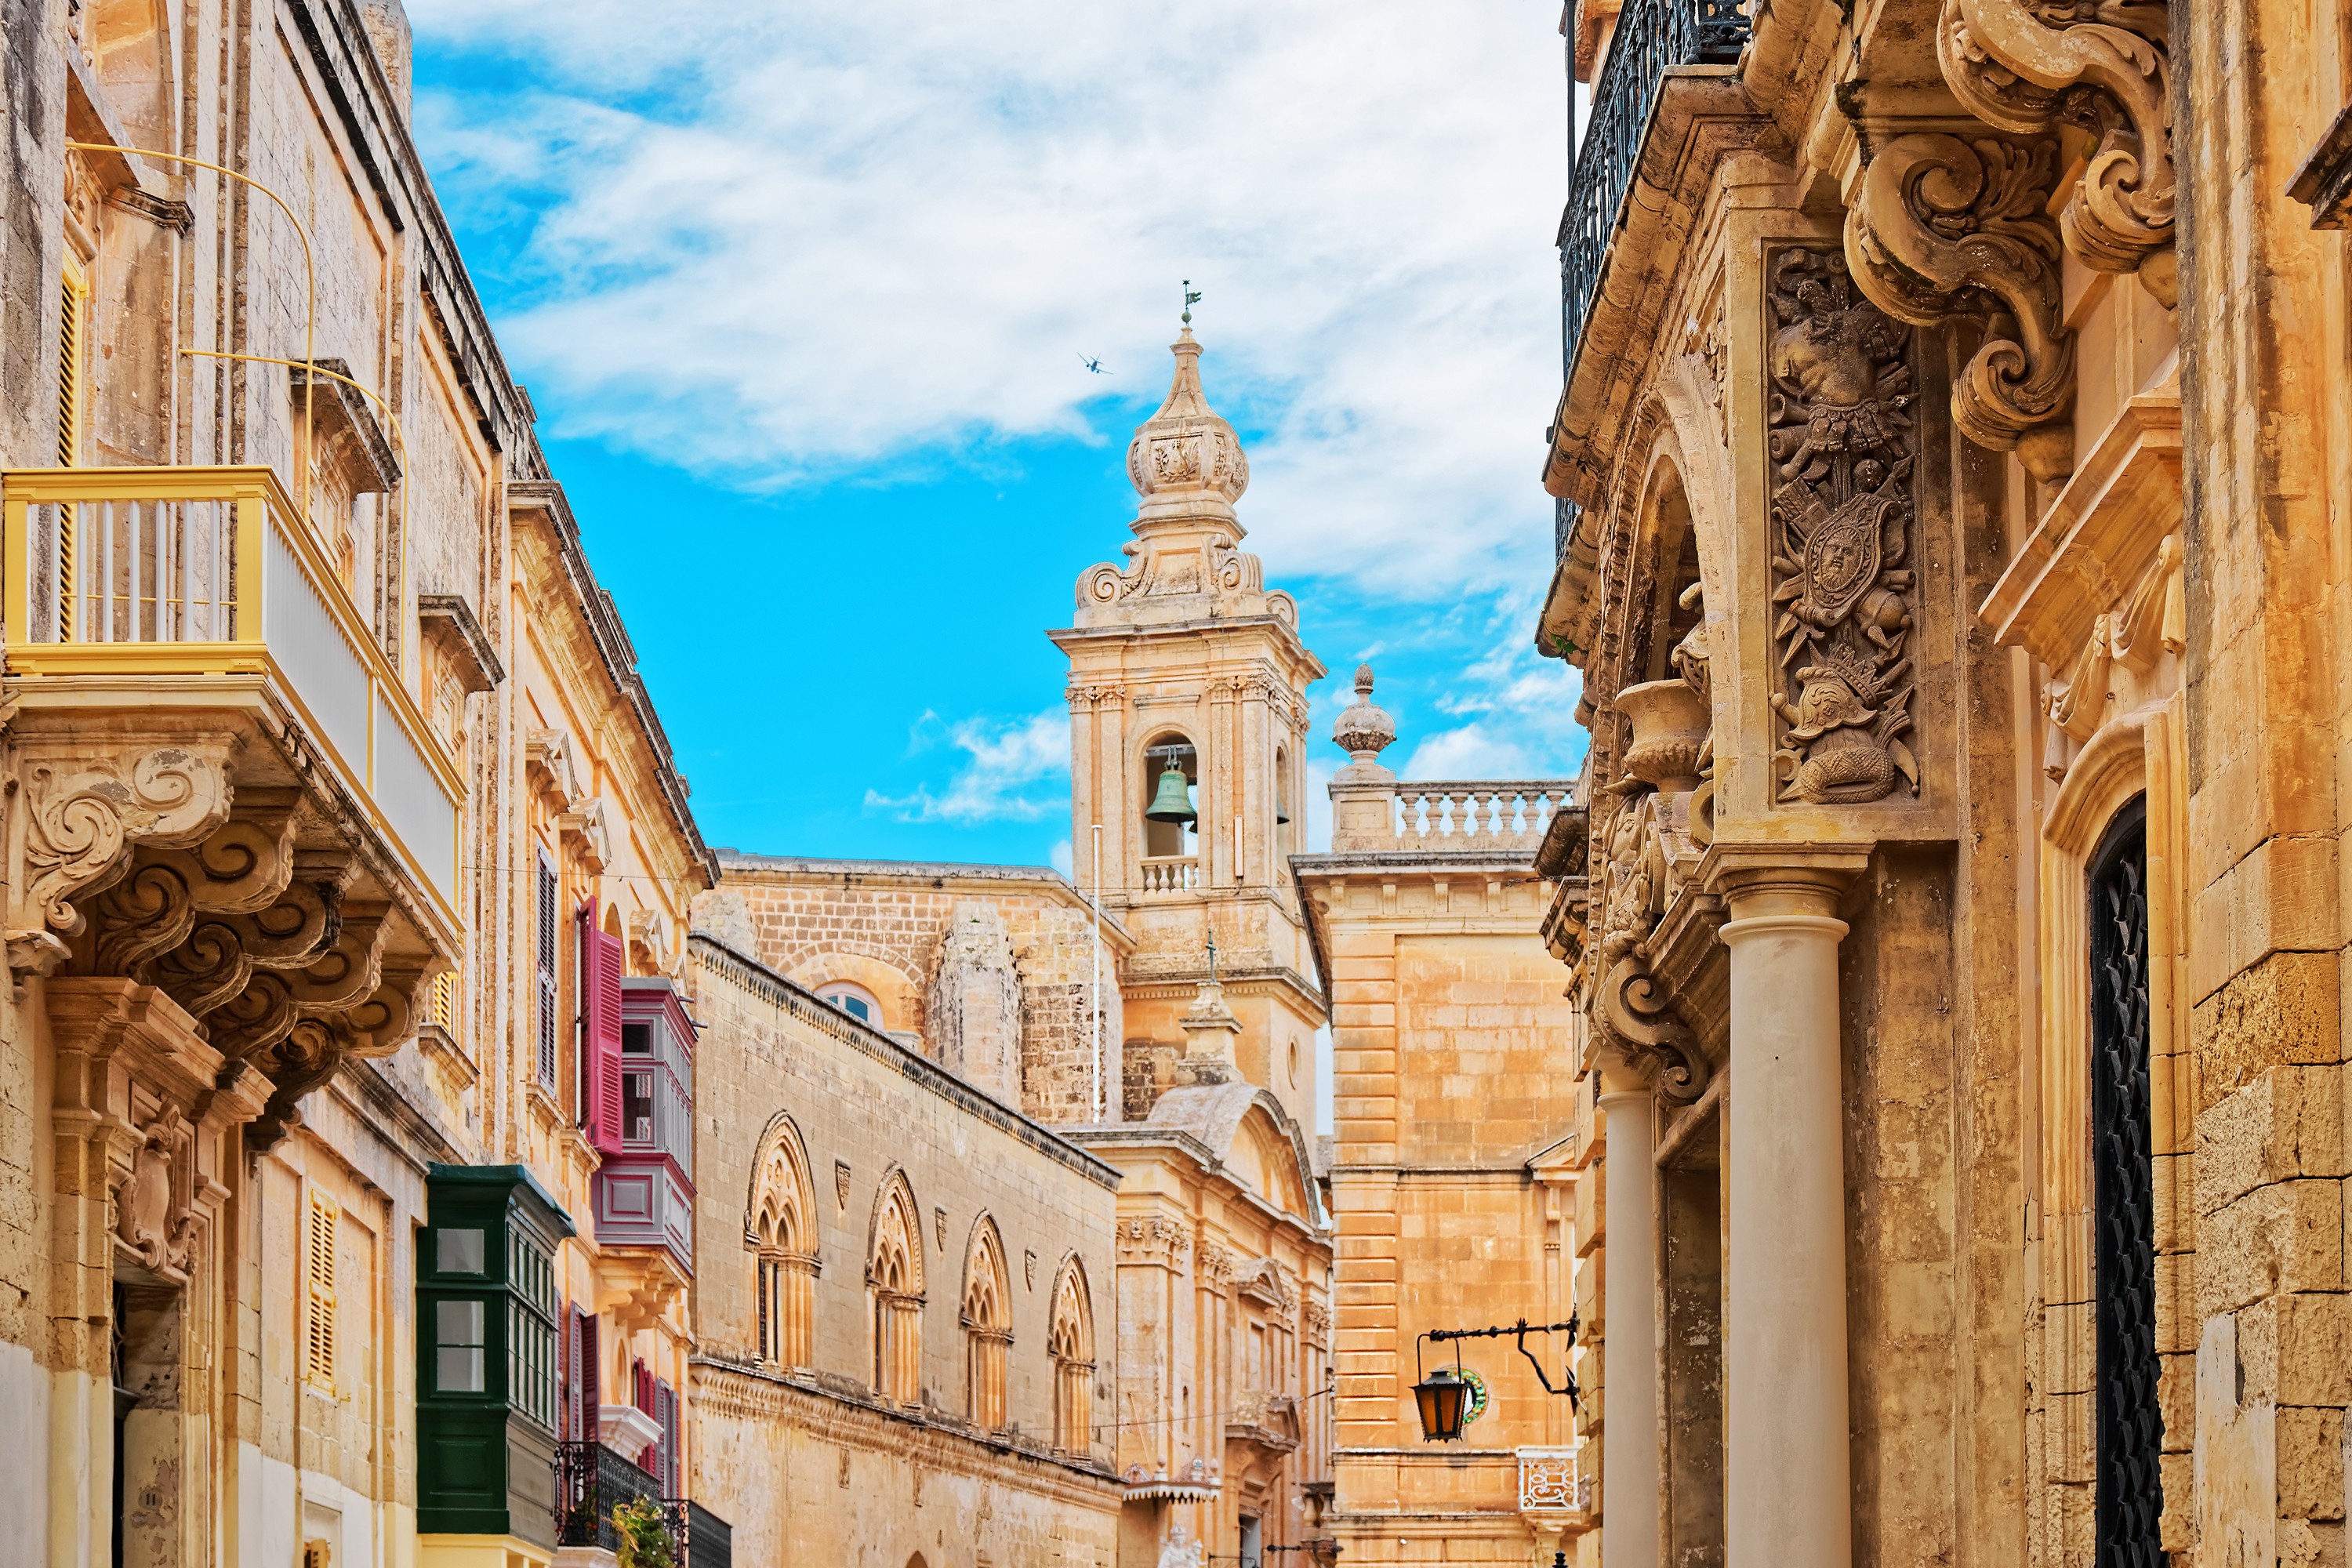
[1587, 793, 1706, 1102]
[1846, 135, 2074, 478]
[7, 743, 234, 969]
[1764, 249, 1923, 805]
[1937, 0, 2175, 296]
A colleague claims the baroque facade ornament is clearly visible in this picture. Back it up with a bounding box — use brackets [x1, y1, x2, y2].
[1765, 248, 1923, 805]
[1846, 134, 2074, 477]
[9, 743, 234, 967]
[1585, 793, 1705, 1102]
[1936, 0, 2175, 295]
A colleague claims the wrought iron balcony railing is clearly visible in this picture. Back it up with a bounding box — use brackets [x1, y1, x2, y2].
[1, 466, 463, 916]
[1558, 0, 1751, 370]
[554, 1440, 733, 1568]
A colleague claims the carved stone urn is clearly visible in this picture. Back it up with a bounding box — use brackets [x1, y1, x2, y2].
[1616, 678, 1711, 793]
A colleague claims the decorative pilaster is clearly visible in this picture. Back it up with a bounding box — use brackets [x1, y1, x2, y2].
[1762, 248, 1924, 804]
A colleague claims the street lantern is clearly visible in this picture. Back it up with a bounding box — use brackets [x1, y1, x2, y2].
[1413, 1317, 1581, 1443]
[1414, 1363, 1472, 1443]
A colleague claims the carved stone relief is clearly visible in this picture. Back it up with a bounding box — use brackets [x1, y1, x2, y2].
[1765, 248, 1923, 806]
[1847, 134, 2073, 478]
[1585, 790, 1706, 1102]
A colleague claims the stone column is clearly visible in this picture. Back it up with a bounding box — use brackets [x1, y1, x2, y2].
[1595, 1073, 1657, 1568]
[1718, 872, 1853, 1568]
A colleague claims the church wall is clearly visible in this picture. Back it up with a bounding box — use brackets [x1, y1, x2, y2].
[683, 932, 1121, 1566]
[699, 858, 1127, 1125]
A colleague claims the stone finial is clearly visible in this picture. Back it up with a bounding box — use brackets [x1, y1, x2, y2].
[1331, 664, 1397, 769]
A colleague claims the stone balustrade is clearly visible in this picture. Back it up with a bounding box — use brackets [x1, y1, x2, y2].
[1138, 855, 1200, 894]
[1330, 773, 1578, 855]
[1393, 781, 1572, 845]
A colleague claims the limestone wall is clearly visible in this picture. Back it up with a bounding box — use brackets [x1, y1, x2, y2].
[684, 933, 1122, 1566]
[700, 855, 1127, 1125]
[1298, 858, 1583, 1563]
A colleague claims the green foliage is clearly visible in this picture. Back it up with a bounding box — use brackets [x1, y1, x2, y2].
[612, 1497, 675, 1568]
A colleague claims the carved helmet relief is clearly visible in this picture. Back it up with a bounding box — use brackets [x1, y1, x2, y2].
[1765, 248, 1922, 807]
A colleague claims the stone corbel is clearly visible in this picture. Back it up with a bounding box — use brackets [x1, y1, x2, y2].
[525, 728, 582, 812]
[558, 795, 614, 875]
[1936, 0, 2176, 299]
[5, 742, 234, 972]
[1846, 132, 2077, 480]
[1595, 957, 1708, 1105]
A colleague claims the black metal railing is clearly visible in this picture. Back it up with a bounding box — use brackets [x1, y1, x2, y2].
[554, 1441, 733, 1568]
[1559, 0, 1751, 370]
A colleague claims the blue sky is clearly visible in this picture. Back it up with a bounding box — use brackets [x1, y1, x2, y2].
[407, 0, 1590, 871]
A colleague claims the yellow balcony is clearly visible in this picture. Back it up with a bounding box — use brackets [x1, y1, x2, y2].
[2, 466, 463, 925]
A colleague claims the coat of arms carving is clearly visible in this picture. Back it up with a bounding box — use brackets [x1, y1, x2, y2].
[1765, 248, 1922, 805]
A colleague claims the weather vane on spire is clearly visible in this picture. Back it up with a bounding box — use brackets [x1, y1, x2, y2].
[1182, 279, 1202, 326]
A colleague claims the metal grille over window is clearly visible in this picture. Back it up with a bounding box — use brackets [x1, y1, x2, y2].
[2089, 801, 2163, 1568]
[536, 855, 559, 1087]
[305, 1191, 339, 1390]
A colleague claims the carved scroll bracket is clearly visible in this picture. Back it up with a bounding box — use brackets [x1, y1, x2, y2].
[1846, 133, 2076, 481]
[1937, 0, 2175, 299]
[6, 740, 235, 973]
[1585, 790, 1707, 1103]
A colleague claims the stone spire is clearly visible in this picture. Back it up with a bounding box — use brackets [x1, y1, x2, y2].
[1125, 328, 1250, 526]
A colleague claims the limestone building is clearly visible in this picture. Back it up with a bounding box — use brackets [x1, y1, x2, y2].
[1532, 0, 2352, 1563]
[0, 7, 728, 1568]
[1292, 672, 1588, 1566]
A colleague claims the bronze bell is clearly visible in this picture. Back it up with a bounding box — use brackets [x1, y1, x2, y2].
[1145, 767, 1197, 823]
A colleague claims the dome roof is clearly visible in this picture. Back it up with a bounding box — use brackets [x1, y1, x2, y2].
[1125, 328, 1249, 519]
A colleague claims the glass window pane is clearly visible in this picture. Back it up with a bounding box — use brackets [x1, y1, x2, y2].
[438, 1298, 484, 1345]
[623, 1071, 655, 1143]
[437, 1346, 485, 1393]
[435, 1229, 485, 1276]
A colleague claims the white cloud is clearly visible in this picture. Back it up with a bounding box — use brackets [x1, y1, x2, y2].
[1401, 721, 1536, 781]
[863, 709, 1069, 824]
[1049, 838, 1075, 878]
[407, 0, 1568, 601]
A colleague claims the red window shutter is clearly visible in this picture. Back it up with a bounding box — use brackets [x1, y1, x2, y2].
[581, 902, 626, 1151]
[579, 1312, 601, 1421]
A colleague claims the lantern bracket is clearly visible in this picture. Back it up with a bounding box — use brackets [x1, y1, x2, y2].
[1423, 1316, 1581, 1410]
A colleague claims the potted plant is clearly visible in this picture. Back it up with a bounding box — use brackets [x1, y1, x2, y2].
[612, 1497, 675, 1568]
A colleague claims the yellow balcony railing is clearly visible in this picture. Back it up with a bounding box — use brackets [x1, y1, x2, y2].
[2, 466, 463, 918]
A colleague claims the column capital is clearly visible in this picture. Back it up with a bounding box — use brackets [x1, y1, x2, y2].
[1699, 844, 1869, 917]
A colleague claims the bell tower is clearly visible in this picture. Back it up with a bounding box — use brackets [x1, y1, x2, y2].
[1051, 325, 1327, 1129]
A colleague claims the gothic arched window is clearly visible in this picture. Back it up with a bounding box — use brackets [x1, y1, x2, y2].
[1047, 1257, 1095, 1454]
[869, 1174, 924, 1403]
[2089, 797, 2161, 1568]
[961, 1219, 1011, 1431]
[748, 1116, 818, 1368]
